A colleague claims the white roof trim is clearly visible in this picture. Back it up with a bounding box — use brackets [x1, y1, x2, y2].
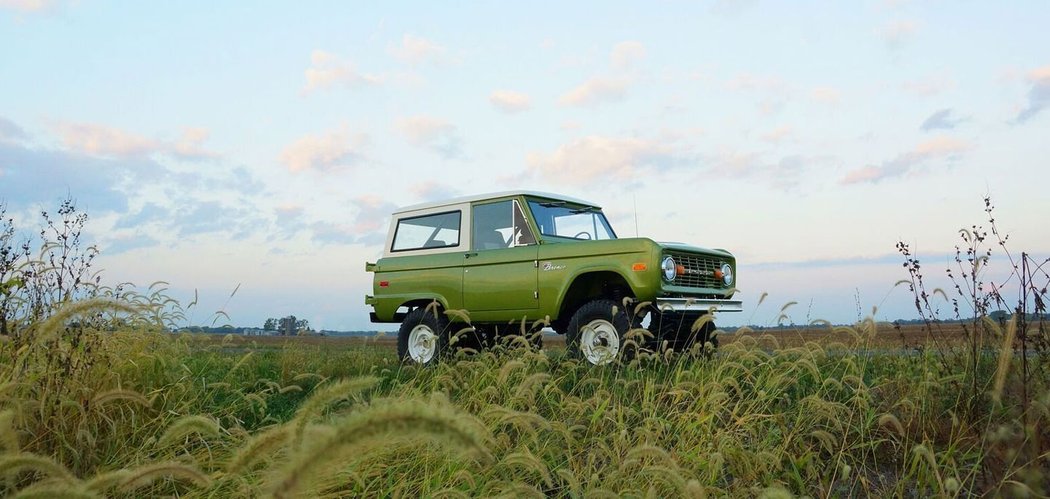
[393, 190, 599, 214]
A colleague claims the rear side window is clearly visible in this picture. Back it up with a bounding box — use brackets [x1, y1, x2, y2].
[391, 211, 461, 251]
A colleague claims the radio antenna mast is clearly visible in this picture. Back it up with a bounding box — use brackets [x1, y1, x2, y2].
[633, 194, 639, 237]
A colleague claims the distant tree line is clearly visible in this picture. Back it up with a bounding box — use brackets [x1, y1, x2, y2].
[263, 315, 311, 335]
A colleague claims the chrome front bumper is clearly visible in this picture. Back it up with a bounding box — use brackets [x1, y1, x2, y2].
[654, 298, 743, 313]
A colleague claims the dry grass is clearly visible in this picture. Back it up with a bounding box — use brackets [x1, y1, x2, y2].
[0, 301, 1045, 497]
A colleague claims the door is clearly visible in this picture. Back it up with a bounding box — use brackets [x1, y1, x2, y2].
[463, 199, 538, 313]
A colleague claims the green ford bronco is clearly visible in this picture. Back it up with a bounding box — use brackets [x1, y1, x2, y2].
[365, 191, 741, 365]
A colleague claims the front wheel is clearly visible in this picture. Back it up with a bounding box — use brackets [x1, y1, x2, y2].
[398, 307, 448, 365]
[566, 299, 631, 366]
[647, 311, 719, 356]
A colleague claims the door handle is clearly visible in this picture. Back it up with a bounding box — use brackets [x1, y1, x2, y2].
[464, 252, 478, 258]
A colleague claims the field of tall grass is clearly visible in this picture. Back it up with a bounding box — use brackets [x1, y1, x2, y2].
[0, 198, 1046, 497]
[1, 312, 1047, 497]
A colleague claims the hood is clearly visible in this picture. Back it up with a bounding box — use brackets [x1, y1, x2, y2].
[656, 241, 734, 258]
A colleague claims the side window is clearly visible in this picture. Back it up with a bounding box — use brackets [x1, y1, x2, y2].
[391, 211, 461, 251]
[472, 201, 511, 250]
[472, 200, 536, 250]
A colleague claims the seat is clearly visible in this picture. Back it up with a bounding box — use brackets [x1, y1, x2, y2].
[475, 230, 506, 250]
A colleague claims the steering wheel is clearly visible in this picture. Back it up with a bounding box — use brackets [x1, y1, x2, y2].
[573, 231, 592, 240]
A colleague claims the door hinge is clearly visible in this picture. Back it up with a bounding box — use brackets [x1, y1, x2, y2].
[533, 291, 539, 299]
[534, 260, 538, 268]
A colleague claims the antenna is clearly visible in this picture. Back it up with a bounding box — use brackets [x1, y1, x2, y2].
[633, 194, 639, 237]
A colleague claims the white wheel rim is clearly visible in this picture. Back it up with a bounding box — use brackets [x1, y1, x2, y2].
[408, 324, 437, 363]
[580, 319, 620, 365]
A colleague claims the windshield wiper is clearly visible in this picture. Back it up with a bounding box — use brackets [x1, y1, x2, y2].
[570, 206, 598, 214]
[539, 201, 566, 208]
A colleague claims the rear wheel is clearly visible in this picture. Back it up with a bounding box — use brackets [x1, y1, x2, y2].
[566, 299, 631, 365]
[398, 307, 448, 365]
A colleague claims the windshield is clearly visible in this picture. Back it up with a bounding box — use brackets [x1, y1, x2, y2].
[527, 200, 617, 241]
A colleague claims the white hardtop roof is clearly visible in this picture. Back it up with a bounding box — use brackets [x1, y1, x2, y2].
[393, 190, 600, 214]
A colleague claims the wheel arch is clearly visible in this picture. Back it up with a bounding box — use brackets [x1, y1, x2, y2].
[393, 296, 448, 322]
[555, 270, 636, 326]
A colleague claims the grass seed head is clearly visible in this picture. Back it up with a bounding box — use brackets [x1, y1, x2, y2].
[118, 461, 211, 492]
[0, 408, 19, 452]
[270, 397, 491, 499]
[227, 425, 292, 475]
[0, 452, 77, 484]
[155, 415, 221, 449]
[291, 375, 381, 447]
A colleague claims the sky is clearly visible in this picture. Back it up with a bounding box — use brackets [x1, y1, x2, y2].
[1, 1, 1048, 331]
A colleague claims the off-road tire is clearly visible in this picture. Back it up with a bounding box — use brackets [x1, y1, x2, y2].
[397, 307, 449, 365]
[647, 311, 718, 355]
[566, 299, 633, 365]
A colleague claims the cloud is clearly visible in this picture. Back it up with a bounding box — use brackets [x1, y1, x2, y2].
[223, 167, 266, 195]
[876, 19, 918, 49]
[702, 150, 826, 189]
[388, 34, 449, 66]
[489, 90, 531, 113]
[0, 116, 27, 144]
[303, 50, 382, 93]
[0, 121, 271, 257]
[101, 233, 161, 255]
[175, 200, 258, 239]
[920, 108, 964, 131]
[54, 121, 218, 161]
[810, 87, 841, 105]
[114, 202, 169, 229]
[560, 121, 582, 132]
[841, 136, 970, 185]
[57, 122, 161, 158]
[726, 73, 785, 92]
[761, 126, 793, 143]
[1014, 66, 1050, 124]
[912, 136, 970, 156]
[748, 253, 904, 270]
[410, 181, 460, 202]
[0, 141, 144, 213]
[309, 195, 396, 246]
[280, 129, 368, 172]
[395, 115, 463, 159]
[559, 77, 630, 107]
[171, 128, 218, 160]
[611, 41, 646, 70]
[726, 73, 790, 114]
[524, 135, 683, 185]
[902, 74, 955, 97]
[0, 0, 59, 13]
[274, 204, 305, 226]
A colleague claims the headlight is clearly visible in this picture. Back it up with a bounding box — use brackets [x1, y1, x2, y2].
[720, 262, 733, 286]
[661, 256, 677, 282]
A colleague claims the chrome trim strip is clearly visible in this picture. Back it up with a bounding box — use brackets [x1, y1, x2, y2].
[654, 298, 743, 313]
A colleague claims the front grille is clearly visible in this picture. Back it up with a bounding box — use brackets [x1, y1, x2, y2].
[670, 252, 726, 289]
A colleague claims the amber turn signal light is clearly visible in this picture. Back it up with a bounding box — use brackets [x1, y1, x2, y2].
[631, 263, 647, 271]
